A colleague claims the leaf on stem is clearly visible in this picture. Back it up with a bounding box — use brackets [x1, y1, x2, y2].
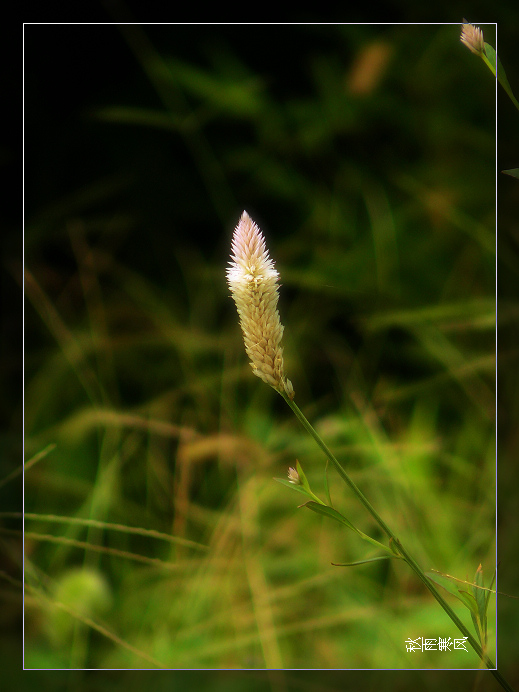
[274, 477, 316, 500]
[426, 567, 493, 646]
[332, 556, 398, 567]
[303, 501, 397, 556]
[483, 43, 519, 111]
[473, 564, 487, 629]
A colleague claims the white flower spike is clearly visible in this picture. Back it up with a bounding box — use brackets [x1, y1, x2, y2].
[227, 211, 294, 399]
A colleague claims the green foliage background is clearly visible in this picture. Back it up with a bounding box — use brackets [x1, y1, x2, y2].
[13, 17, 518, 689]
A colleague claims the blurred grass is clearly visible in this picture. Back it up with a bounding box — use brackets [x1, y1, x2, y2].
[19, 23, 500, 672]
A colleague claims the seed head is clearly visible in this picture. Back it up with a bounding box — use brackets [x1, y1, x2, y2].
[460, 22, 485, 56]
[227, 211, 294, 399]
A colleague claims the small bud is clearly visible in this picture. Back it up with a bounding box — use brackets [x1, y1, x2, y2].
[287, 466, 301, 485]
[460, 22, 485, 57]
[284, 378, 295, 400]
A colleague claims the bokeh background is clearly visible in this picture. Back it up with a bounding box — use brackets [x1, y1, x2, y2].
[10, 12, 519, 691]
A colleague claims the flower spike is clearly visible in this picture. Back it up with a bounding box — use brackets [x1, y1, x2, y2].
[460, 21, 485, 56]
[227, 211, 294, 399]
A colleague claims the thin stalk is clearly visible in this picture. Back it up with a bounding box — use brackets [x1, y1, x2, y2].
[281, 392, 512, 691]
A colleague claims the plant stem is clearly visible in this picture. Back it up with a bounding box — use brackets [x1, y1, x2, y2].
[281, 393, 513, 691]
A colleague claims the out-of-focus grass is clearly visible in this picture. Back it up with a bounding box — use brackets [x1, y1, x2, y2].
[21, 24, 497, 670]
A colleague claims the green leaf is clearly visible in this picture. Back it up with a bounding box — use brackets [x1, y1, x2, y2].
[483, 43, 519, 111]
[303, 502, 397, 556]
[295, 459, 311, 493]
[303, 501, 358, 531]
[165, 58, 266, 117]
[473, 564, 487, 626]
[426, 571, 464, 600]
[426, 570, 482, 638]
[503, 168, 519, 179]
[485, 568, 497, 612]
[274, 477, 314, 499]
[355, 529, 399, 555]
[456, 589, 480, 619]
[332, 556, 397, 567]
[482, 43, 497, 77]
[469, 610, 481, 646]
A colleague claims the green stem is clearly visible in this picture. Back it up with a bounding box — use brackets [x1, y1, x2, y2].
[481, 53, 496, 78]
[281, 393, 513, 691]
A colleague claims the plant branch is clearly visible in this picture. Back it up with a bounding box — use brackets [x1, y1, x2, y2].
[281, 392, 512, 690]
